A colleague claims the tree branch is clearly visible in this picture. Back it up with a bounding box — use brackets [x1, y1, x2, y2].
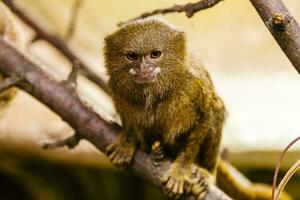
[65, 0, 83, 40]
[0, 38, 231, 200]
[119, 0, 223, 26]
[250, 0, 300, 74]
[66, 60, 80, 88]
[3, 0, 110, 94]
[0, 75, 21, 92]
[43, 133, 82, 150]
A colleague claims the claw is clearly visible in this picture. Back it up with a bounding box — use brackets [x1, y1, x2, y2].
[151, 140, 165, 161]
[184, 181, 192, 193]
[160, 163, 187, 199]
[173, 181, 179, 194]
[178, 180, 184, 195]
[106, 143, 115, 153]
[108, 149, 117, 160]
[190, 168, 209, 200]
[197, 191, 207, 200]
[160, 174, 169, 184]
[106, 137, 136, 168]
[161, 163, 211, 199]
[166, 178, 175, 191]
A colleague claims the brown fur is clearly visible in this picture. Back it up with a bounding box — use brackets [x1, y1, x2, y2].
[104, 18, 292, 200]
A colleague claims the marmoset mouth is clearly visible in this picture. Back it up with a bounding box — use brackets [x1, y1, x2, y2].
[130, 67, 161, 84]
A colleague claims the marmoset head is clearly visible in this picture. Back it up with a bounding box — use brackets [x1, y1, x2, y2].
[104, 18, 186, 85]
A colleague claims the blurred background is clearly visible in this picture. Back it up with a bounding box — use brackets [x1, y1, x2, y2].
[0, 0, 300, 199]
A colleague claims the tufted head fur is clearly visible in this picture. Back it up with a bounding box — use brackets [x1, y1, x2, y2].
[104, 18, 189, 103]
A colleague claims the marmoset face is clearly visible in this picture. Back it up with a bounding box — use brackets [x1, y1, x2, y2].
[104, 19, 186, 85]
[125, 49, 162, 84]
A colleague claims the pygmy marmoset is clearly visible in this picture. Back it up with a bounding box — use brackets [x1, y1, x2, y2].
[104, 18, 292, 200]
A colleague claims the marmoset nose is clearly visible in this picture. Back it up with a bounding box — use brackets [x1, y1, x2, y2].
[138, 61, 154, 72]
[139, 62, 147, 71]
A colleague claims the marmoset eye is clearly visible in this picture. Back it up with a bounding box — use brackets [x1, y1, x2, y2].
[150, 51, 162, 59]
[126, 52, 138, 61]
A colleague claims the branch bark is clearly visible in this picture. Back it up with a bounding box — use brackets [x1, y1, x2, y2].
[250, 0, 300, 74]
[0, 38, 231, 200]
[119, 0, 223, 26]
[3, 0, 110, 94]
[43, 133, 81, 149]
[65, 0, 83, 40]
[0, 75, 21, 92]
[66, 60, 80, 88]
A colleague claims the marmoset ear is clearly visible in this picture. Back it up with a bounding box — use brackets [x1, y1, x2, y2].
[171, 31, 186, 58]
[104, 34, 116, 52]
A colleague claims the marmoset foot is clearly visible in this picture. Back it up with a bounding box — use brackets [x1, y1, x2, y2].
[160, 163, 210, 200]
[187, 166, 210, 200]
[106, 136, 136, 168]
[151, 140, 165, 161]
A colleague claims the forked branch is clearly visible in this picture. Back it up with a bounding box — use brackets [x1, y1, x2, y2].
[3, 0, 110, 94]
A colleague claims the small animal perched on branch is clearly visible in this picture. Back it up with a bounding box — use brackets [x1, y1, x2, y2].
[104, 18, 292, 200]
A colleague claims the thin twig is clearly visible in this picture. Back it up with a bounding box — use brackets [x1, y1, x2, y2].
[0, 75, 21, 92]
[3, 0, 110, 94]
[43, 133, 81, 149]
[65, 0, 83, 40]
[66, 60, 80, 88]
[0, 37, 231, 200]
[250, 0, 300, 74]
[272, 136, 300, 200]
[118, 0, 223, 26]
[276, 160, 300, 200]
